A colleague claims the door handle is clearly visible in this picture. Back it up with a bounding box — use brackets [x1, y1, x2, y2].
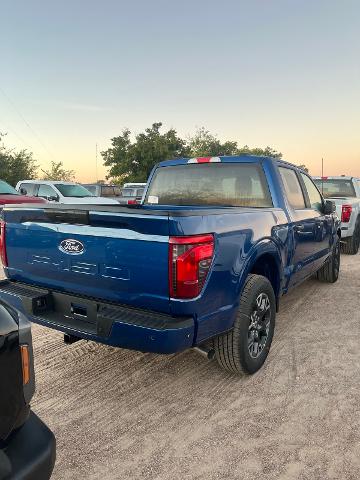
[294, 225, 305, 233]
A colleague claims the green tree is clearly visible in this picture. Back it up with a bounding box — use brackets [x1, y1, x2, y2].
[0, 134, 38, 186]
[102, 123, 282, 182]
[188, 128, 282, 158]
[236, 145, 282, 158]
[187, 127, 238, 157]
[102, 123, 189, 182]
[41, 161, 75, 181]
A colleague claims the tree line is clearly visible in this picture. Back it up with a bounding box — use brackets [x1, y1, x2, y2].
[1, 124, 292, 186]
[0, 133, 75, 185]
[101, 123, 283, 183]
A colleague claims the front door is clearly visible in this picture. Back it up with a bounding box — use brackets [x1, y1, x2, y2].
[299, 172, 332, 273]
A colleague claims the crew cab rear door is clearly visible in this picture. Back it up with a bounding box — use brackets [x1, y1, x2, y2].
[279, 166, 331, 286]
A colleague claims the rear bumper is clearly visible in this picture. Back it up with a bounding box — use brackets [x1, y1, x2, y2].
[340, 225, 353, 238]
[1, 411, 56, 480]
[0, 281, 195, 354]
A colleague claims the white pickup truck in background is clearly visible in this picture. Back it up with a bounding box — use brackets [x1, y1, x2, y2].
[313, 176, 360, 254]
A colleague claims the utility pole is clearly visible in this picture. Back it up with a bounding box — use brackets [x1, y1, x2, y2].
[321, 157, 324, 194]
[95, 143, 98, 183]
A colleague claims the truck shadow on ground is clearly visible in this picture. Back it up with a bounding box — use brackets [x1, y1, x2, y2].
[31, 255, 360, 480]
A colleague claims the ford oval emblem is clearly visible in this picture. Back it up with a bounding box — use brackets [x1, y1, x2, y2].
[59, 239, 85, 255]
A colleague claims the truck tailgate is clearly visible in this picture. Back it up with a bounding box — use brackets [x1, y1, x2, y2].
[2, 207, 171, 313]
[327, 197, 352, 223]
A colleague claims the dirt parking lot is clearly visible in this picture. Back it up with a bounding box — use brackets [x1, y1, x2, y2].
[6, 254, 360, 479]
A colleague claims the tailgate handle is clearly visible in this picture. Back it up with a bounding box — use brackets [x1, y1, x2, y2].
[71, 303, 87, 317]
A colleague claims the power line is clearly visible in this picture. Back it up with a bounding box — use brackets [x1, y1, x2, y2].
[0, 120, 32, 150]
[0, 85, 58, 162]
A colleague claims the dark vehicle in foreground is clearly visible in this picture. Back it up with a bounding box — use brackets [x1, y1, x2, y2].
[82, 184, 122, 202]
[0, 300, 55, 479]
[0, 181, 46, 207]
[0, 156, 340, 375]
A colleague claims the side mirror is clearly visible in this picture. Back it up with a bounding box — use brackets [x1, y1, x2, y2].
[48, 195, 59, 202]
[323, 199, 335, 215]
[20, 187, 27, 195]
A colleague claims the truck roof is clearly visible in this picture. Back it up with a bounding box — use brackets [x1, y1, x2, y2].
[313, 176, 360, 181]
[156, 155, 306, 172]
[82, 183, 119, 187]
[16, 180, 81, 186]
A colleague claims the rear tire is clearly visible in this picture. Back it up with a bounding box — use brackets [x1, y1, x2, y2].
[340, 221, 360, 255]
[213, 274, 276, 375]
[316, 236, 340, 283]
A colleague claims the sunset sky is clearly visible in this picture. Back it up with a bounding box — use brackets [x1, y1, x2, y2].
[1, 0, 359, 182]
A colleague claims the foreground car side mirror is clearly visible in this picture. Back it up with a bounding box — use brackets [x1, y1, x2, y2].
[323, 199, 336, 215]
[20, 188, 27, 195]
[47, 195, 59, 202]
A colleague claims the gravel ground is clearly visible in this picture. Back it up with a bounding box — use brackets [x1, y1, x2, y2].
[8, 254, 360, 479]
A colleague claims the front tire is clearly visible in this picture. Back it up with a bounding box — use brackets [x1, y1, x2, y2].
[316, 236, 340, 283]
[213, 274, 276, 375]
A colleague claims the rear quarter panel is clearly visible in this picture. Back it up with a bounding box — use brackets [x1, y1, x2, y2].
[168, 208, 289, 343]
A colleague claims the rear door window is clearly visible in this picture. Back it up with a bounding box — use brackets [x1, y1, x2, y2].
[145, 163, 272, 207]
[122, 188, 136, 197]
[279, 167, 306, 209]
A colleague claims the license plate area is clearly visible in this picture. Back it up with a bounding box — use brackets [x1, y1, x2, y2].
[51, 293, 98, 332]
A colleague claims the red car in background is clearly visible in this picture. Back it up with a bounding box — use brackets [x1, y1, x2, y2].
[0, 180, 47, 206]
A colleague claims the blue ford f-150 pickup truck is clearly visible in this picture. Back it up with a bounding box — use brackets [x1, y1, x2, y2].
[0, 156, 340, 374]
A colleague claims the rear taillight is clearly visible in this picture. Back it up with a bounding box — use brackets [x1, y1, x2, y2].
[169, 234, 214, 299]
[127, 199, 138, 205]
[341, 205, 352, 223]
[0, 221, 7, 267]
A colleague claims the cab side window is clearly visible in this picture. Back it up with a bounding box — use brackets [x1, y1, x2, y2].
[279, 167, 305, 209]
[38, 184, 57, 199]
[86, 186, 97, 195]
[300, 173, 323, 213]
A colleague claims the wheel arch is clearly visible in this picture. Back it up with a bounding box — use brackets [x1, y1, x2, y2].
[240, 240, 283, 312]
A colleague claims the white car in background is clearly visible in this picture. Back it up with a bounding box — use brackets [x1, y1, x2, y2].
[16, 180, 119, 205]
[118, 182, 146, 205]
[313, 176, 360, 254]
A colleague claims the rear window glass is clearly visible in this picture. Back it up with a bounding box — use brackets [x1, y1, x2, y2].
[101, 186, 115, 196]
[144, 163, 272, 207]
[313, 179, 356, 198]
[19, 183, 37, 196]
[121, 188, 136, 197]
